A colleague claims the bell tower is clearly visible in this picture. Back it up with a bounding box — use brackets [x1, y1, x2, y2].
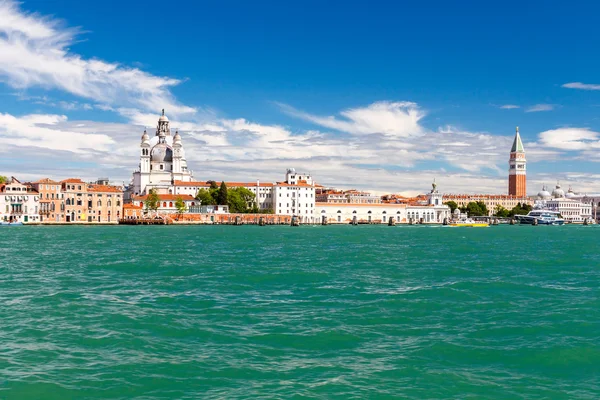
[508, 126, 526, 197]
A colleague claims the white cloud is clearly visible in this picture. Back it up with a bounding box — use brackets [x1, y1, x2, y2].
[526, 104, 555, 113]
[538, 127, 600, 151]
[499, 104, 520, 109]
[0, 0, 195, 118]
[0, 112, 115, 152]
[279, 101, 425, 137]
[562, 82, 600, 91]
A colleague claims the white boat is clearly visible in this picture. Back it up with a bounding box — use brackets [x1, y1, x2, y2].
[514, 210, 564, 225]
[0, 221, 23, 226]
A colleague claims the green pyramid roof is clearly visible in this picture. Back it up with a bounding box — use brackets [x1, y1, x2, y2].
[511, 128, 525, 152]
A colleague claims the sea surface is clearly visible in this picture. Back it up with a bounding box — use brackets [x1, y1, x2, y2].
[1, 225, 599, 399]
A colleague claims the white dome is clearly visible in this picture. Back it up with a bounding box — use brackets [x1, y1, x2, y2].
[151, 143, 173, 162]
[566, 188, 576, 198]
[159, 115, 169, 122]
[537, 190, 551, 199]
[552, 184, 565, 198]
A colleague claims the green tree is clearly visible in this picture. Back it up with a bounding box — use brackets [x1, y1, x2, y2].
[208, 180, 219, 190]
[475, 201, 489, 216]
[175, 197, 187, 215]
[195, 188, 215, 205]
[464, 201, 483, 216]
[508, 202, 533, 217]
[494, 205, 510, 218]
[145, 188, 160, 213]
[444, 201, 458, 213]
[0, 175, 8, 184]
[217, 181, 228, 205]
[226, 187, 256, 213]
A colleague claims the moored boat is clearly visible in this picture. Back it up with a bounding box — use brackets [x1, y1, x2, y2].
[449, 218, 489, 227]
[514, 210, 564, 225]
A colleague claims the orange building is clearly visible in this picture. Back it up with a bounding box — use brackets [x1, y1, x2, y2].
[508, 127, 526, 197]
[31, 178, 65, 222]
[61, 179, 123, 223]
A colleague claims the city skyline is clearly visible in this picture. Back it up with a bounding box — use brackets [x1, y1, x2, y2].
[2, 0, 600, 195]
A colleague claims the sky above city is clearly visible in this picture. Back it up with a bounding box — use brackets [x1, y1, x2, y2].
[2, 0, 600, 195]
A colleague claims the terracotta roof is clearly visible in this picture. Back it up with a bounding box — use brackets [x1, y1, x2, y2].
[174, 180, 274, 188]
[133, 194, 196, 201]
[88, 184, 122, 193]
[33, 178, 59, 184]
[61, 178, 84, 183]
[124, 203, 143, 209]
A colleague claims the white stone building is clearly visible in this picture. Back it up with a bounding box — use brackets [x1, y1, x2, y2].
[316, 182, 450, 224]
[536, 184, 593, 223]
[0, 177, 41, 223]
[129, 110, 193, 197]
[273, 169, 316, 222]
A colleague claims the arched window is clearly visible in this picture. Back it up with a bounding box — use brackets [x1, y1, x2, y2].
[337, 210, 341, 213]
[321, 210, 326, 214]
[140, 202, 143, 207]
[97, 201, 101, 207]
[108, 201, 112, 207]
[368, 211, 372, 214]
[162, 202, 167, 207]
[382, 211, 387, 214]
[169, 202, 173, 207]
[353, 210, 357, 214]
[116, 200, 120, 206]
[191, 202, 195, 206]
[66, 198, 71, 205]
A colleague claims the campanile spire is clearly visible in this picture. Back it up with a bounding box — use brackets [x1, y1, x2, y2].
[508, 126, 526, 196]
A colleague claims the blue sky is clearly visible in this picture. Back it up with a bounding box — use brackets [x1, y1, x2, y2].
[2, 0, 600, 194]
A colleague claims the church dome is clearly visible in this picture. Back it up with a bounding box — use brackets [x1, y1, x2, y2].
[537, 186, 551, 199]
[552, 184, 565, 198]
[151, 143, 173, 163]
[566, 187, 576, 198]
[141, 129, 149, 141]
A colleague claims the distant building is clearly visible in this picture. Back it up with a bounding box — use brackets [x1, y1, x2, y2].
[316, 182, 450, 224]
[31, 178, 65, 223]
[131, 194, 197, 214]
[316, 189, 381, 204]
[0, 177, 40, 223]
[443, 194, 532, 216]
[536, 184, 593, 223]
[61, 178, 123, 223]
[129, 110, 193, 198]
[508, 126, 527, 197]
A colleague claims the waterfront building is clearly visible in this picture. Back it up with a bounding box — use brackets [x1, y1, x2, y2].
[31, 178, 65, 222]
[535, 184, 593, 223]
[316, 189, 381, 204]
[0, 177, 40, 223]
[443, 194, 533, 216]
[174, 180, 275, 211]
[131, 194, 197, 214]
[173, 168, 317, 220]
[62, 178, 123, 223]
[129, 110, 193, 198]
[508, 127, 527, 197]
[273, 169, 316, 223]
[316, 182, 450, 224]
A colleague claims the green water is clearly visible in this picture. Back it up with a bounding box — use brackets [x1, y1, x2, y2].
[1, 225, 599, 399]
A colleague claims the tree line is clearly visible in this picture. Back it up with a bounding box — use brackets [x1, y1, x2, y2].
[444, 200, 532, 217]
[195, 181, 273, 214]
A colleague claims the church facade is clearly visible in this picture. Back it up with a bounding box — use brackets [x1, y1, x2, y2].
[129, 110, 193, 197]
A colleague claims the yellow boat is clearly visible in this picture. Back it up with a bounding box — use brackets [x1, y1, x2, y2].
[449, 218, 489, 227]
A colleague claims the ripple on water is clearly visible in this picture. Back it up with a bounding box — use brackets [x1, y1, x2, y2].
[0, 225, 599, 399]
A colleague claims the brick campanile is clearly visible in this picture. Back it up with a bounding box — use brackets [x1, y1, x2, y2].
[508, 126, 526, 197]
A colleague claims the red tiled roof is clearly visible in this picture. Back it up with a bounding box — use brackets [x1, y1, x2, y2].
[174, 180, 274, 188]
[124, 203, 143, 209]
[88, 184, 122, 193]
[61, 178, 84, 183]
[133, 194, 196, 201]
[33, 178, 59, 184]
